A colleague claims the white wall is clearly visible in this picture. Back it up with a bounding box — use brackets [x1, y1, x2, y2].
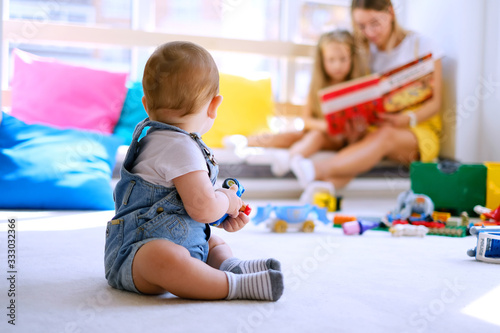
[480, 0, 500, 161]
[399, 0, 500, 162]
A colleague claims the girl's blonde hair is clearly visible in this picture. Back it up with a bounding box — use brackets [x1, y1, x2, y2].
[350, 0, 407, 74]
[307, 30, 361, 119]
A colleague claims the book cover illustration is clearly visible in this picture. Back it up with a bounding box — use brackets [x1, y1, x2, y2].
[319, 53, 434, 135]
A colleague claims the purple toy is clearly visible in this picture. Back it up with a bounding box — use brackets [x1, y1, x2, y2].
[342, 220, 380, 235]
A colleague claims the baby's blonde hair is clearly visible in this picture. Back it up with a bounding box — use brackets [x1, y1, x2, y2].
[351, 0, 407, 75]
[307, 30, 361, 119]
[142, 41, 219, 120]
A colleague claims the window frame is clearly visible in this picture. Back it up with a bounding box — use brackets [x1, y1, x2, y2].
[1, 0, 352, 108]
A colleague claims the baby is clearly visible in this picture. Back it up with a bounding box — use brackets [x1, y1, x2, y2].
[104, 41, 284, 301]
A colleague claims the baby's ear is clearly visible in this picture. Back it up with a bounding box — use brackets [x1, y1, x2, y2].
[207, 95, 223, 119]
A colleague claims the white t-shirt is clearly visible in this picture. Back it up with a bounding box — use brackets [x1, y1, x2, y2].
[131, 130, 208, 187]
[370, 31, 444, 73]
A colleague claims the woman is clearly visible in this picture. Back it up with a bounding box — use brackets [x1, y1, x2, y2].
[291, 0, 444, 189]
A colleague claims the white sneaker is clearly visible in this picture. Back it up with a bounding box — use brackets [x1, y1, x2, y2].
[223, 134, 248, 151]
[290, 155, 315, 188]
[270, 150, 291, 177]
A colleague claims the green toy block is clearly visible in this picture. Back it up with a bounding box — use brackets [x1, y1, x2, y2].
[427, 226, 468, 237]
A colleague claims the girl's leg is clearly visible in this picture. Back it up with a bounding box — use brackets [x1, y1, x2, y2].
[289, 130, 327, 157]
[132, 239, 229, 299]
[324, 176, 355, 190]
[271, 130, 344, 158]
[314, 126, 419, 180]
[247, 131, 304, 148]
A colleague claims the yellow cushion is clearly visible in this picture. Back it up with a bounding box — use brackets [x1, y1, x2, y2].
[202, 73, 274, 148]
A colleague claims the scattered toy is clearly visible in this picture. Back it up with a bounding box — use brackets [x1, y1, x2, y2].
[389, 224, 428, 237]
[385, 190, 434, 223]
[253, 204, 329, 233]
[342, 220, 381, 235]
[467, 225, 500, 263]
[300, 181, 342, 212]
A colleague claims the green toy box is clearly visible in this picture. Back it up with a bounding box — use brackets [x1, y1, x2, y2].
[410, 161, 487, 216]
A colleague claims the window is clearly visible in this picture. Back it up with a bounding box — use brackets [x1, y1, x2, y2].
[8, 0, 133, 27]
[153, 0, 281, 41]
[3, 0, 351, 106]
[294, 1, 352, 43]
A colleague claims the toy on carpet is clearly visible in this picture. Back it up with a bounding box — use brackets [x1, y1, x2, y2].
[472, 204, 500, 226]
[467, 225, 500, 263]
[210, 178, 251, 227]
[445, 212, 469, 227]
[385, 189, 434, 223]
[384, 190, 469, 237]
[389, 224, 429, 237]
[333, 214, 358, 226]
[342, 219, 381, 235]
[299, 181, 342, 212]
[253, 204, 330, 233]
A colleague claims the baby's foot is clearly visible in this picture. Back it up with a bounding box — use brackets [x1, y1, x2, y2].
[220, 257, 281, 274]
[225, 270, 284, 301]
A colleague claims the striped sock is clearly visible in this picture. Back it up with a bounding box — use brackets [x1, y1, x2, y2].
[220, 257, 281, 274]
[225, 270, 284, 301]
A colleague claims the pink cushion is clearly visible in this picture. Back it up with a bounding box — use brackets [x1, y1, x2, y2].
[10, 49, 128, 134]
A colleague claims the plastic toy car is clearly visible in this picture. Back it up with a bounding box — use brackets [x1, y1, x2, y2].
[253, 204, 330, 233]
[210, 178, 251, 227]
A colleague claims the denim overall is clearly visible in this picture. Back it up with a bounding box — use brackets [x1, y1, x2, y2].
[104, 118, 218, 292]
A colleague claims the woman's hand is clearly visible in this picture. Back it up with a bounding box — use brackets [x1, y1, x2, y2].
[377, 112, 412, 128]
[220, 210, 250, 232]
[344, 116, 368, 144]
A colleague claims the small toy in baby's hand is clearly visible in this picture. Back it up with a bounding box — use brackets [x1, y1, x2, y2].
[210, 178, 251, 227]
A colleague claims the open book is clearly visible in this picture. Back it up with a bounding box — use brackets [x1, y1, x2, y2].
[319, 53, 434, 135]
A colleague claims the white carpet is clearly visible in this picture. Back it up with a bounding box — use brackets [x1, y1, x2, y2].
[0, 197, 499, 333]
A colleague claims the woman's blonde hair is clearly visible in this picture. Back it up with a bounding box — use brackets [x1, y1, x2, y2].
[307, 30, 361, 119]
[350, 0, 407, 74]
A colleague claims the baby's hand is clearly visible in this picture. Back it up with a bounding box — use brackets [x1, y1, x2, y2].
[220, 211, 250, 232]
[216, 185, 243, 218]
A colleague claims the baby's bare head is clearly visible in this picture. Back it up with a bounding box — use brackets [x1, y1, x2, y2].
[142, 41, 219, 121]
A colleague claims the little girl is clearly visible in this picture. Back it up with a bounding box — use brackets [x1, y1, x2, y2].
[291, 0, 444, 190]
[243, 30, 363, 176]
